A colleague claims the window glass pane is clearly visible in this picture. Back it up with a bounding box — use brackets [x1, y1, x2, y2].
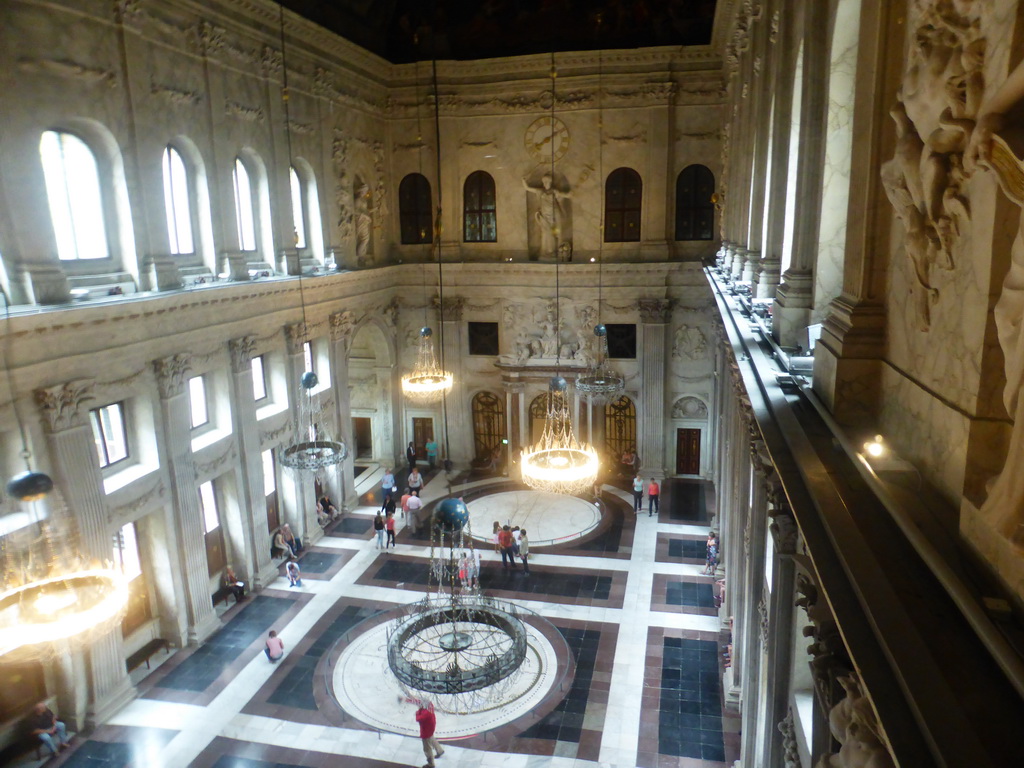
[40, 130, 109, 261]
[162, 146, 194, 254]
[251, 355, 267, 400]
[100, 404, 128, 464]
[303, 341, 314, 375]
[262, 449, 276, 496]
[113, 522, 142, 580]
[198, 481, 219, 533]
[289, 167, 306, 249]
[189, 376, 208, 428]
[233, 158, 257, 252]
[91, 410, 109, 467]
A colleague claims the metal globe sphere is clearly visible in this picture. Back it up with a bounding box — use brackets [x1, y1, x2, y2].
[549, 376, 568, 392]
[594, 324, 607, 337]
[6, 471, 54, 501]
[300, 371, 319, 390]
[433, 497, 470, 533]
[420, 327, 433, 338]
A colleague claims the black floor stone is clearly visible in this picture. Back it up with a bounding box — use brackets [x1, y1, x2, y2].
[668, 539, 707, 560]
[158, 596, 293, 692]
[211, 757, 305, 768]
[576, 496, 627, 554]
[353, 465, 369, 478]
[658, 637, 723, 759]
[295, 551, 339, 574]
[520, 627, 600, 744]
[266, 604, 381, 710]
[663, 480, 709, 523]
[330, 517, 372, 535]
[665, 581, 716, 609]
[371, 558, 612, 601]
[63, 729, 178, 767]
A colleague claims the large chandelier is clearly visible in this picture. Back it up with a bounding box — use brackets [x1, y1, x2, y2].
[521, 377, 599, 495]
[401, 327, 453, 402]
[575, 324, 624, 400]
[279, 371, 348, 472]
[0, 471, 128, 659]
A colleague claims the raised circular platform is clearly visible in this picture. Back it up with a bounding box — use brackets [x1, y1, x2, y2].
[466, 490, 602, 547]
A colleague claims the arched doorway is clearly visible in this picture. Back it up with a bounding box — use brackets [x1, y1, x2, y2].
[471, 391, 506, 465]
[349, 321, 394, 461]
[604, 395, 637, 461]
[529, 393, 549, 444]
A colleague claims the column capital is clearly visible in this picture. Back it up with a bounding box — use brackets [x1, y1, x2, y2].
[153, 354, 192, 399]
[284, 322, 310, 354]
[637, 298, 672, 324]
[228, 336, 257, 373]
[35, 380, 95, 432]
[329, 310, 359, 345]
[434, 295, 465, 322]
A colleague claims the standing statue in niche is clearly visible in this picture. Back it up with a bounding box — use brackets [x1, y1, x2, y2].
[966, 56, 1024, 544]
[538, 309, 560, 358]
[354, 182, 373, 263]
[523, 173, 572, 260]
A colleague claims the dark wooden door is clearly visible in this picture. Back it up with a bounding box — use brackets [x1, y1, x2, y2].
[352, 417, 372, 458]
[676, 428, 701, 475]
[413, 418, 434, 459]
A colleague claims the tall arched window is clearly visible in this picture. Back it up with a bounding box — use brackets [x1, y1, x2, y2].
[529, 393, 549, 444]
[289, 166, 306, 249]
[232, 157, 257, 252]
[162, 146, 194, 255]
[604, 395, 637, 459]
[39, 130, 109, 260]
[463, 171, 497, 242]
[675, 165, 716, 241]
[399, 173, 433, 244]
[471, 391, 506, 461]
[604, 167, 642, 243]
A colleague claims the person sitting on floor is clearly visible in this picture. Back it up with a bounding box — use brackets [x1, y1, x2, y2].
[265, 630, 284, 662]
[223, 565, 246, 602]
[286, 558, 302, 587]
[319, 495, 338, 519]
[317, 503, 330, 527]
[27, 702, 69, 756]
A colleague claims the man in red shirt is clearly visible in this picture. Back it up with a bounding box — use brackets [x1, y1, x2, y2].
[415, 701, 444, 767]
[498, 524, 516, 569]
[648, 478, 660, 517]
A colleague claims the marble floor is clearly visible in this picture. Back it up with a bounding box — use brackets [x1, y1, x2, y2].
[37, 468, 737, 768]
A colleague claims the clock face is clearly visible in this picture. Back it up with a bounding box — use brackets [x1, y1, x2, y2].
[525, 116, 569, 162]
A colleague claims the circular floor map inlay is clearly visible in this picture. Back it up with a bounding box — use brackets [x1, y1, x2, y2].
[466, 490, 602, 547]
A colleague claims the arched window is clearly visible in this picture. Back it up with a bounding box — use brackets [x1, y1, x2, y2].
[675, 165, 716, 241]
[399, 173, 433, 244]
[232, 157, 257, 252]
[39, 130, 109, 260]
[471, 391, 506, 461]
[604, 167, 642, 243]
[604, 395, 637, 459]
[289, 166, 306, 249]
[463, 171, 497, 242]
[162, 146, 194, 255]
[529, 393, 549, 445]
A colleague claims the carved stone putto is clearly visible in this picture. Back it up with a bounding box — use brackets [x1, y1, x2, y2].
[35, 380, 95, 433]
[153, 354, 192, 399]
[329, 310, 358, 345]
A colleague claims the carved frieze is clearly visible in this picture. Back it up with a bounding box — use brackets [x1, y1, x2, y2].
[436, 296, 465, 323]
[110, 481, 166, 523]
[17, 57, 117, 88]
[154, 354, 192, 399]
[225, 101, 265, 124]
[150, 80, 201, 107]
[329, 310, 359, 346]
[35, 380, 95, 433]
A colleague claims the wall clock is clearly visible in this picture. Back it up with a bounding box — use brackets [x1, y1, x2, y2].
[525, 116, 570, 162]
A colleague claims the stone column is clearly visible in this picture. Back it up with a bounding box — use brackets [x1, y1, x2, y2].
[440, 297, 472, 467]
[283, 322, 319, 545]
[637, 299, 670, 475]
[35, 381, 136, 726]
[764, 498, 799, 768]
[227, 337, 278, 589]
[153, 355, 220, 646]
[773, 0, 829, 346]
[329, 311, 358, 510]
[644, 85, 674, 260]
[743, 0, 776, 292]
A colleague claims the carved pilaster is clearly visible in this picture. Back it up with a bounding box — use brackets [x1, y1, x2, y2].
[778, 709, 799, 768]
[795, 571, 851, 706]
[329, 310, 359, 348]
[35, 380, 95, 432]
[637, 298, 672, 324]
[153, 354, 192, 399]
[284, 322, 310, 354]
[436, 296, 465, 322]
[229, 336, 257, 373]
[758, 594, 769, 645]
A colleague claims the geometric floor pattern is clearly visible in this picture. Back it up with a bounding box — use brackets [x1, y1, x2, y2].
[33, 469, 736, 768]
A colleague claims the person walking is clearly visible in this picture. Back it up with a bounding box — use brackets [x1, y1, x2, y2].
[632, 474, 644, 513]
[406, 490, 424, 533]
[406, 441, 417, 473]
[264, 630, 284, 662]
[498, 525, 515, 569]
[408, 466, 424, 493]
[519, 529, 531, 575]
[381, 468, 396, 498]
[373, 512, 385, 549]
[425, 437, 438, 470]
[401, 487, 413, 519]
[647, 477, 660, 517]
[385, 511, 396, 549]
[415, 701, 444, 767]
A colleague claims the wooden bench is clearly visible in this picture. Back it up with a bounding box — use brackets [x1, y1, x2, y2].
[126, 638, 170, 672]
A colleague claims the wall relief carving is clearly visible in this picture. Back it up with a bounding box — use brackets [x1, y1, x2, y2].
[672, 396, 708, 420]
[672, 324, 708, 360]
[816, 673, 895, 768]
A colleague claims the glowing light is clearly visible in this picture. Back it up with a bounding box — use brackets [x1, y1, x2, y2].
[521, 385, 598, 495]
[402, 328, 453, 402]
[863, 435, 885, 458]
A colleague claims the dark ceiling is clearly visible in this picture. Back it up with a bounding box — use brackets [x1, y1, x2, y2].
[279, 1, 718, 64]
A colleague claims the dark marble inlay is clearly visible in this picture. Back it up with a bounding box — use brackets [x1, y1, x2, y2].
[331, 517, 371, 535]
[668, 538, 706, 560]
[266, 605, 380, 710]
[157, 596, 293, 691]
[663, 480, 709, 523]
[665, 581, 716, 609]
[658, 638, 724, 761]
[61, 728, 178, 767]
[520, 627, 600, 744]
[293, 551, 339, 574]
[211, 757, 305, 768]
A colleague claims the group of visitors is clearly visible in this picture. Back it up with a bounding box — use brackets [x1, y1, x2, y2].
[373, 509, 397, 549]
[271, 524, 303, 559]
[630, 474, 660, 516]
[405, 439, 440, 473]
[493, 522, 530, 574]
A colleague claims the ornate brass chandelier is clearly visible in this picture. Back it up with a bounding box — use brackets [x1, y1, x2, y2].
[521, 376, 599, 495]
[401, 327, 453, 402]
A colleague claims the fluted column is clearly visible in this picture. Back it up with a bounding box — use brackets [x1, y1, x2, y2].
[153, 355, 219, 646]
[440, 297, 471, 467]
[638, 299, 670, 475]
[35, 381, 136, 726]
[329, 311, 358, 510]
[227, 337, 277, 589]
[765, 498, 799, 768]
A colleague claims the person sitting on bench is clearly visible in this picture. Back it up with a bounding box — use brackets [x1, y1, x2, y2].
[27, 702, 69, 756]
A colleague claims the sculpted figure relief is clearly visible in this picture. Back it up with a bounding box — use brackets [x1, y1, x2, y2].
[816, 675, 895, 768]
[673, 324, 708, 360]
[523, 173, 572, 260]
[354, 182, 372, 262]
